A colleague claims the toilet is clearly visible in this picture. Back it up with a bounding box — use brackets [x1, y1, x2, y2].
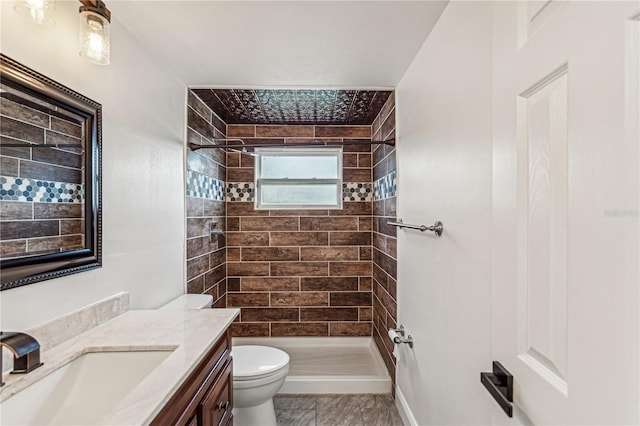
[160, 294, 290, 426]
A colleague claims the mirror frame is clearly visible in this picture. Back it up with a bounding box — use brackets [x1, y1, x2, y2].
[0, 54, 102, 291]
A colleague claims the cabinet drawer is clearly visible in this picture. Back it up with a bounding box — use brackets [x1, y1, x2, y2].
[200, 359, 233, 426]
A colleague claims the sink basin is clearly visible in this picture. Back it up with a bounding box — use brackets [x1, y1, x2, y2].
[0, 349, 173, 425]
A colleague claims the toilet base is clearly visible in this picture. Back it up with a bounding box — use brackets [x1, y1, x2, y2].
[233, 399, 277, 426]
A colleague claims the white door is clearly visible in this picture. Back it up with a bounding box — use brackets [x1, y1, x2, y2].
[491, 1, 639, 424]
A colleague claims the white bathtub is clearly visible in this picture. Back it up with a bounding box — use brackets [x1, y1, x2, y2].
[232, 337, 391, 394]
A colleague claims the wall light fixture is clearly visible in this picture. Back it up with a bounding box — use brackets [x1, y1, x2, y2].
[78, 0, 111, 65]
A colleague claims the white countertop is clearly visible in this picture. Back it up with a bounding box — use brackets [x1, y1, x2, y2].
[0, 308, 239, 425]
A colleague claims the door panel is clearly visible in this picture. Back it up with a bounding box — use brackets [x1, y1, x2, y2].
[492, 1, 639, 424]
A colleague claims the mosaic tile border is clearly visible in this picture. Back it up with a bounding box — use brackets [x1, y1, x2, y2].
[0, 176, 84, 203]
[186, 170, 225, 201]
[374, 171, 396, 201]
[227, 182, 373, 202]
[343, 182, 372, 202]
[227, 182, 255, 202]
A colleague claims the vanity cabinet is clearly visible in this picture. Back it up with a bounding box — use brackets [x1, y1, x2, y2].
[151, 329, 233, 426]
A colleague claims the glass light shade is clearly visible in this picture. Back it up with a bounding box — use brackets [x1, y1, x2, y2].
[14, 0, 55, 25]
[79, 10, 110, 65]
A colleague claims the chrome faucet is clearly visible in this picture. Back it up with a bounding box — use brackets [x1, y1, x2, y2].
[0, 332, 43, 387]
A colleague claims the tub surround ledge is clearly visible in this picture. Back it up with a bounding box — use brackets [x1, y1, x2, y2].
[0, 308, 240, 425]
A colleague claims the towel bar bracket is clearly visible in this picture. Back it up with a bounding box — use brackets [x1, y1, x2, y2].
[387, 219, 443, 236]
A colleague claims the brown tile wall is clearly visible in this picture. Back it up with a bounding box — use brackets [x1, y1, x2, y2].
[371, 93, 398, 387]
[225, 124, 374, 337]
[186, 91, 227, 307]
[0, 94, 84, 259]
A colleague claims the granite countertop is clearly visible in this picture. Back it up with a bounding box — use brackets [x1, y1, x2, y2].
[0, 308, 239, 425]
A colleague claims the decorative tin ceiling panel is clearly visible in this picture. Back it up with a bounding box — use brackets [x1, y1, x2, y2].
[191, 89, 392, 125]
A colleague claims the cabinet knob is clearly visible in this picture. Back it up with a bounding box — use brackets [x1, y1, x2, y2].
[217, 401, 230, 411]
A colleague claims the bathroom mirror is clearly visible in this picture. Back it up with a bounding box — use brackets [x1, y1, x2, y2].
[0, 54, 102, 290]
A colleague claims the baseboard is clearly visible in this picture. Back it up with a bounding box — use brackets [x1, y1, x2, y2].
[395, 385, 419, 426]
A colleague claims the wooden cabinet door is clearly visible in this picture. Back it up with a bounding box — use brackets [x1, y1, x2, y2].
[199, 359, 233, 426]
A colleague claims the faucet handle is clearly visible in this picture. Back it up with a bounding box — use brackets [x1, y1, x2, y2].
[1, 332, 43, 375]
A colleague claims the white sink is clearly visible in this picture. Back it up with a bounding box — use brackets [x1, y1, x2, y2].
[0, 349, 173, 425]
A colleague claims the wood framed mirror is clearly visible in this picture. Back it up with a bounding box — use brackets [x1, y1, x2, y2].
[0, 54, 102, 290]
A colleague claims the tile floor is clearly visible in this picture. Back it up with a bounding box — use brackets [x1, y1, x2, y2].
[274, 394, 404, 426]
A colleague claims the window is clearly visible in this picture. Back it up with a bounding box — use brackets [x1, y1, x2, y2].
[255, 148, 342, 209]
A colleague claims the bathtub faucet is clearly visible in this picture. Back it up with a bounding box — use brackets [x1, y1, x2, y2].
[0, 331, 43, 386]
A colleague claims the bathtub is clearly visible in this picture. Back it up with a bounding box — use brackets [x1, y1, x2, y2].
[232, 337, 391, 394]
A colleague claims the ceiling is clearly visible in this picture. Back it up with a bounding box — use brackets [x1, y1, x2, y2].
[192, 89, 392, 125]
[110, 1, 448, 88]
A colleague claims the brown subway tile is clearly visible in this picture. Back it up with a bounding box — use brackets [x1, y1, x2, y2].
[359, 277, 373, 291]
[242, 307, 299, 322]
[374, 286, 397, 318]
[187, 218, 209, 238]
[330, 292, 372, 307]
[373, 232, 386, 252]
[186, 197, 204, 217]
[300, 246, 359, 261]
[373, 265, 389, 290]
[186, 236, 208, 260]
[359, 247, 372, 261]
[301, 277, 359, 291]
[60, 219, 83, 235]
[330, 202, 372, 216]
[227, 202, 268, 217]
[242, 247, 299, 261]
[373, 249, 397, 279]
[231, 322, 270, 337]
[359, 307, 373, 321]
[213, 295, 227, 309]
[227, 168, 254, 182]
[210, 248, 225, 267]
[227, 292, 270, 307]
[329, 232, 371, 246]
[269, 209, 328, 216]
[188, 91, 212, 122]
[20, 160, 81, 184]
[373, 199, 384, 216]
[226, 217, 240, 232]
[300, 307, 358, 321]
[374, 217, 397, 237]
[187, 107, 214, 140]
[1, 220, 58, 240]
[0, 139, 30, 160]
[256, 125, 314, 137]
[27, 235, 84, 253]
[343, 153, 358, 168]
[342, 142, 372, 153]
[227, 247, 241, 261]
[315, 126, 370, 138]
[380, 108, 396, 140]
[227, 232, 269, 246]
[373, 160, 387, 181]
[240, 154, 255, 168]
[271, 262, 328, 276]
[330, 262, 372, 277]
[227, 262, 270, 276]
[384, 197, 397, 218]
[270, 292, 328, 307]
[187, 151, 221, 179]
[358, 217, 372, 231]
[44, 130, 80, 148]
[227, 152, 240, 168]
[271, 322, 328, 337]
[0, 97, 49, 127]
[242, 277, 299, 292]
[330, 322, 372, 337]
[343, 168, 371, 182]
[187, 276, 205, 294]
[228, 278, 241, 292]
[358, 154, 372, 168]
[386, 237, 397, 258]
[32, 148, 82, 169]
[227, 125, 256, 137]
[270, 232, 328, 246]
[300, 217, 357, 231]
[187, 254, 209, 280]
[241, 217, 298, 231]
[205, 264, 226, 287]
[33, 203, 82, 219]
[387, 277, 397, 300]
[0, 201, 32, 220]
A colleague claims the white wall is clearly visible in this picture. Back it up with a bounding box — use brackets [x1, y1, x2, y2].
[395, 2, 494, 424]
[0, 0, 186, 330]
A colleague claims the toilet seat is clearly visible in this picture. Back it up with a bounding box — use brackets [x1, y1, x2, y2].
[233, 345, 290, 381]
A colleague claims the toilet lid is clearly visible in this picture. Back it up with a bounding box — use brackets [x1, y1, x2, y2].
[232, 345, 290, 379]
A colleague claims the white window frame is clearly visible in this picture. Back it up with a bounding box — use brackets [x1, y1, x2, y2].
[254, 147, 343, 210]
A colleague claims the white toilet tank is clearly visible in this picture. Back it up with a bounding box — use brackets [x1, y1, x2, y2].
[159, 294, 213, 310]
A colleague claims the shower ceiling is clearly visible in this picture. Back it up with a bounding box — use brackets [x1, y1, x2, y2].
[191, 89, 392, 126]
